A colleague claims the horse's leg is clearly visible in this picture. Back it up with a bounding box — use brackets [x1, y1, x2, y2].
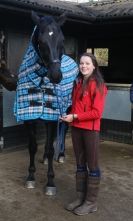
[42, 144, 48, 165]
[43, 122, 68, 164]
[45, 121, 57, 195]
[25, 120, 37, 188]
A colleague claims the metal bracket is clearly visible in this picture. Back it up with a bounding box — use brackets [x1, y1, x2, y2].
[0, 136, 4, 151]
[131, 130, 133, 144]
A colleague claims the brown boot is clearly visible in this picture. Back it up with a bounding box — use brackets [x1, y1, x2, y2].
[74, 176, 100, 215]
[65, 171, 87, 211]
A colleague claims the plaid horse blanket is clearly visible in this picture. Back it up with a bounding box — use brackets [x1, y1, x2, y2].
[14, 42, 79, 121]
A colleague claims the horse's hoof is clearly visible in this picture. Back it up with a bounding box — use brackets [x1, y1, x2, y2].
[45, 186, 56, 196]
[58, 156, 65, 163]
[26, 180, 36, 189]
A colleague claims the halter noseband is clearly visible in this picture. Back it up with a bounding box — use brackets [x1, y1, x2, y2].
[49, 59, 61, 64]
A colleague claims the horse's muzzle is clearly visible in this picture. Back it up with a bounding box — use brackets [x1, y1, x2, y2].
[47, 61, 62, 84]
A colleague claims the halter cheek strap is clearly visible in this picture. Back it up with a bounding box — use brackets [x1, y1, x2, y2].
[51, 59, 60, 64]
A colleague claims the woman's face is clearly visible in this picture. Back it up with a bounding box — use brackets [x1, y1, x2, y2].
[79, 55, 95, 78]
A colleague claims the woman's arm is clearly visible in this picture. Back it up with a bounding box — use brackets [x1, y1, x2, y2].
[77, 85, 107, 121]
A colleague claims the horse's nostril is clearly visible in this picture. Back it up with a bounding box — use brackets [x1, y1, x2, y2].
[47, 68, 62, 84]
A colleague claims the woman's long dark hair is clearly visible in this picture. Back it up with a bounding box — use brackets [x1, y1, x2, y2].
[76, 52, 105, 99]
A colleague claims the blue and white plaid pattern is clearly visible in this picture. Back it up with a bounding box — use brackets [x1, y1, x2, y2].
[14, 42, 79, 121]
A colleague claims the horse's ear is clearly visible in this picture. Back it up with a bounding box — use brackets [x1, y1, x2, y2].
[57, 12, 67, 26]
[31, 11, 40, 25]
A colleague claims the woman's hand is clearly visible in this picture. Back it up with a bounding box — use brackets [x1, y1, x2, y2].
[60, 114, 73, 123]
[60, 114, 77, 123]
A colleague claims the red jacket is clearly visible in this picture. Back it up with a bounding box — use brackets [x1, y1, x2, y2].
[70, 79, 108, 131]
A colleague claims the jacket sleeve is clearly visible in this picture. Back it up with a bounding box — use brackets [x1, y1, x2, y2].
[77, 84, 107, 121]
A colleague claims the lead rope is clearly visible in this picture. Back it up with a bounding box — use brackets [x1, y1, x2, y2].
[54, 84, 66, 160]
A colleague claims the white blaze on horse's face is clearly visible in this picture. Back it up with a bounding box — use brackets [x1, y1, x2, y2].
[49, 31, 53, 36]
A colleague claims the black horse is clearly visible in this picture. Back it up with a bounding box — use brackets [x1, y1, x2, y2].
[14, 11, 78, 195]
[0, 30, 17, 90]
[0, 60, 17, 91]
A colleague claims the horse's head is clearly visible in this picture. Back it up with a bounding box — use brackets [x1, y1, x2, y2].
[31, 11, 66, 84]
[0, 60, 17, 91]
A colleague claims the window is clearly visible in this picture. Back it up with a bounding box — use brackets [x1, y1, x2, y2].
[87, 48, 109, 67]
[65, 37, 78, 59]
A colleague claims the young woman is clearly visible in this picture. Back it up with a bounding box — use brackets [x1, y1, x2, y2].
[61, 52, 107, 216]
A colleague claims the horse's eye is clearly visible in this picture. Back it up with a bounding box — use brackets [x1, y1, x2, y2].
[40, 30, 44, 35]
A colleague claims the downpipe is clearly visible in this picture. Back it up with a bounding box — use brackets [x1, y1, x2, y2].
[0, 136, 4, 151]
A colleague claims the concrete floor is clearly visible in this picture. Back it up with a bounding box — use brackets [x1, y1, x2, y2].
[0, 136, 133, 221]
